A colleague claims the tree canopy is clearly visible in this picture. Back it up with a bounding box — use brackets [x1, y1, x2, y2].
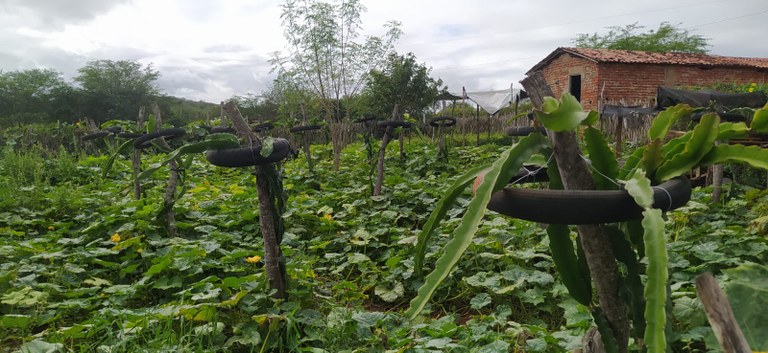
[572, 22, 709, 53]
[0, 69, 77, 125]
[361, 52, 443, 119]
[271, 0, 402, 122]
[75, 60, 160, 122]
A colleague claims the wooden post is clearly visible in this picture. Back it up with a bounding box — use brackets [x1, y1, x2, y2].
[521, 72, 628, 352]
[695, 273, 751, 353]
[374, 104, 399, 196]
[222, 102, 287, 300]
[152, 104, 178, 238]
[615, 115, 623, 158]
[133, 106, 145, 200]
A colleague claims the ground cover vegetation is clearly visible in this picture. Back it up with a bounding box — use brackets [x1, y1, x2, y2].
[1, 111, 767, 352]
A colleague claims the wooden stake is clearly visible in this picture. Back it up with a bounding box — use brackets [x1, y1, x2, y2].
[133, 106, 145, 200]
[522, 72, 628, 353]
[695, 273, 751, 353]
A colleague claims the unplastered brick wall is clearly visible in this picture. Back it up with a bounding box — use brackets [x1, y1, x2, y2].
[537, 55, 767, 111]
[598, 63, 767, 107]
[540, 53, 600, 110]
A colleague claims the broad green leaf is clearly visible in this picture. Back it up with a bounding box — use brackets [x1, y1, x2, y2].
[717, 122, 750, 140]
[547, 224, 592, 306]
[648, 104, 691, 140]
[534, 92, 590, 131]
[413, 164, 488, 275]
[470, 293, 492, 310]
[750, 104, 768, 132]
[102, 139, 135, 178]
[623, 169, 653, 209]
[260, 137, 275, 157]
[701, 144, 768, 170]
[655, 114, 719, 181]
[406, 133, 545, 319]
[541, 96, 560, 113]
[145, 256, 173, 277]
[642, 208, 667, 353]
[374, 281, 404, 302]
[182, 305, 216, 321]
[19, 339, 63, 353]
[0, 314, 33, 328]
[583, 126, 618, 190]
[582, 111, 599, 126]
[723, 262, 768, 351]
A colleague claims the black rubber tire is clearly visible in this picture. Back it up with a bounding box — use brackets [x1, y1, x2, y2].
[429, 116, 457, 127]
[253, 122, 274, 132]
[507, 126, 546, 136]
[105, 126, 123, 134]
[289, 124, 322, 133]
[133, 128, 186, 149]
[82, 131, 110, 141]
[487, 176, 691, 224]
[353, 117, 377, 124]
[117, 132, 145, 139]
[377, 120, 412, 129]
[210, 126, 236, 134]
[206, 138, 292, 167]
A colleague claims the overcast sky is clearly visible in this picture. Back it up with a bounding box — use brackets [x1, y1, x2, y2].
[1, 0, 766, 102]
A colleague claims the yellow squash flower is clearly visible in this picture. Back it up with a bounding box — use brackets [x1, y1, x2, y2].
[110, 233, 121, 243]
[246, 255, 262, 264]
[323, 213, 333, 221]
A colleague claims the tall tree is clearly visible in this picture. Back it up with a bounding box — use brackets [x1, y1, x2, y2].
[0, 69, 76, 125]
[271, 0, 402, 169]
[361, 52, 443, 120]
[572, 22, 709, 53]
[75, 60, 160, 122]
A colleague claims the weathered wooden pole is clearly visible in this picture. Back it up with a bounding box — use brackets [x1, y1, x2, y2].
[222, 102, 287, 299]
[374, 104, 399, 196]
[521, 72, 628, 352]
[133, 106, 145, 200]
[152, 104, 179, 238]
[695, 273, 751, 353]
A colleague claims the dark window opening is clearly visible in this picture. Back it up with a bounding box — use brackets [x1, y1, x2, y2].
[569, 75, 582, 102]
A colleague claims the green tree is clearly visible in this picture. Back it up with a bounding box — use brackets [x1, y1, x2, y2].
[572, 22, 709, 53]
[75, 60, 160, 122]
[361, 52, 443, 120]
[0, 69, 77, 125]
[271, 0, 402, 169]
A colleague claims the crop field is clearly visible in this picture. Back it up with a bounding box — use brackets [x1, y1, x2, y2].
[1, 119, 767, 353]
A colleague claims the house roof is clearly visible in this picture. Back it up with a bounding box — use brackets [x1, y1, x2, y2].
[526, 47, 768, 74]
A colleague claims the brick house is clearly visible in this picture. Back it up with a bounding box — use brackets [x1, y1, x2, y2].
[526, 47, 768, 110]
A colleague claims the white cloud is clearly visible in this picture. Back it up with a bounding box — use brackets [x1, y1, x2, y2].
[1, 0, 766, 102]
